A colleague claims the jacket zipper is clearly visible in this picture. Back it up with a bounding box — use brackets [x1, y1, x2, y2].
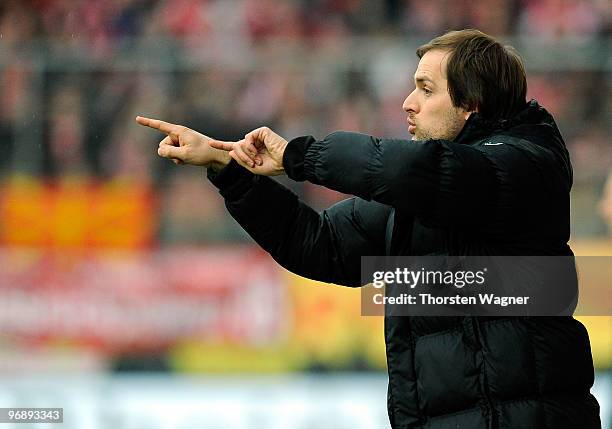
[471, 317, 499, 429]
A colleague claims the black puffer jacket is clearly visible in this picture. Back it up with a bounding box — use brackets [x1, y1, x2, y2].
[208, 100, 600, 428]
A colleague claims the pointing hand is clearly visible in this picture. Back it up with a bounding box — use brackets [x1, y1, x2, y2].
[210, 126, 288, 176]
[135, 116, 231, 169]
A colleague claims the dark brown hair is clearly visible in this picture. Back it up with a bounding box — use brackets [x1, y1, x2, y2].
[417, 29, 527, 122]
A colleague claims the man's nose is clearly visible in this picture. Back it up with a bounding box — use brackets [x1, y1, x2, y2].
[403, 89, 418, 113]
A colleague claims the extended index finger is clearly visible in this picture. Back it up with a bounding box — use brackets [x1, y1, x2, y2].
[135, 116, 182, 136]
[209, 140, 235, 152]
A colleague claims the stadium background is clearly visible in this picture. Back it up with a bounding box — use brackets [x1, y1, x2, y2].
[0, 0, 610, 427]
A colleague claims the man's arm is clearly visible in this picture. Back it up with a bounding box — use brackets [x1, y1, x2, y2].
[208, 160, 390, 287]
[135, 116, 390, 286]
[213, 129, 500, 227]
[283, 132, 499, 227]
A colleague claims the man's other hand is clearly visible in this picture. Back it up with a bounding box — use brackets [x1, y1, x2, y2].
[135, 116, 231, 170]
[210, 126, 288, 176]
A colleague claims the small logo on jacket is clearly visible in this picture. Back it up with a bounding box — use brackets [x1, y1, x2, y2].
[484, 142, 504, 146]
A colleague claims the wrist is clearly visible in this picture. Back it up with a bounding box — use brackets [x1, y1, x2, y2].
[273, 140, 288, 175]
[272, 163, 286, 176]
[208, 149, 231, 172]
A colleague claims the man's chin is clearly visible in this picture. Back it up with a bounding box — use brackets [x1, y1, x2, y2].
[412, 130, 430, 141]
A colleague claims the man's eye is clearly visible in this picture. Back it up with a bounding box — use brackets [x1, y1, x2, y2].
[423, 88, 432, 96]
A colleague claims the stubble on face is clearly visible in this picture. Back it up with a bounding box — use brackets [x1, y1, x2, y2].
[414, 104, 466, 141]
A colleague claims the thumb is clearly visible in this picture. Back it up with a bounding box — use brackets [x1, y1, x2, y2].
[158, 145, 184, 160]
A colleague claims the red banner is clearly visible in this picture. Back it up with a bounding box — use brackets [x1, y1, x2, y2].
[0, 247, 285, 353]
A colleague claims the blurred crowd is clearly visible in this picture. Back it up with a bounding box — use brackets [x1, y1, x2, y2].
[0, 0, 610, 243]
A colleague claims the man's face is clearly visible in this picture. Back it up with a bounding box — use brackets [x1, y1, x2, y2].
[402, 49, 471, 141]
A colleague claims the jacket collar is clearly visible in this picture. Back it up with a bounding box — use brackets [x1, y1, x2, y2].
[453, 99, 553, 145]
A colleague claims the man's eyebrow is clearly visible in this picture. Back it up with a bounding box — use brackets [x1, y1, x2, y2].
[415, 76, 435, 86]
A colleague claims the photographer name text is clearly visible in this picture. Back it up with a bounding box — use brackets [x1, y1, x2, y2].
[372, 293, 530, 307]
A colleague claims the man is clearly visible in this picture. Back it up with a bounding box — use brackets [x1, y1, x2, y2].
[137, 29, 601, 428]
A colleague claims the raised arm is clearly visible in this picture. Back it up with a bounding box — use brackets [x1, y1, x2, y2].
[136, 116, 390, 286]
[207, 160, 390, 287]
[212, 129, 500, 227]
[282, 132, 499, 226]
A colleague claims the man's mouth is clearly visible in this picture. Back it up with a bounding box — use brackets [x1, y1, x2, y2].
[407, 119, 416, 135]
